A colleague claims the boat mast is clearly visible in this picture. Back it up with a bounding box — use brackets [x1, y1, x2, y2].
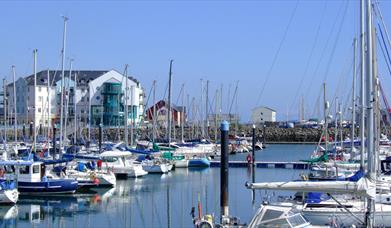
[33, 49, 37, 154]
[152, 80, 156, 143]
[74, 70, 77, 144]
[323, 82, 328, 153]
[3, 79, 6, 144]
[64, 59, 73, 144]
[360, 0, 366, 169]
[59, 16, 68, 156]
[181, 83, 185, 143]
[205, 80, 209, 139]
[167, 60, 173, 145]
[200, 79, 203, 138]
[12, 66, 17, 143]
[365, 0, 375, 226]
[215, 89, 218, 142]
[334, 97, 338, 161]
[130, 85, 134, 146]
[124, 64, 129, 147]
[351, 38, 357, 154]
[47, 69, 51, 145]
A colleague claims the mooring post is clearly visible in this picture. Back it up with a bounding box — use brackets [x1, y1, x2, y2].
[99, 123, 102, 153]
[29, 122, 33, 140]
[22, 124, 26, 140]
[220, 120, 229, 222]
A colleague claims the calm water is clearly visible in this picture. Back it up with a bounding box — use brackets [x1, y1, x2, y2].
[0, 144, 314, 228]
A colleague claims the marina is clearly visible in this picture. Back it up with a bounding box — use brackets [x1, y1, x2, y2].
[1, 0, 391, 227]
[0, 144, 312, 228]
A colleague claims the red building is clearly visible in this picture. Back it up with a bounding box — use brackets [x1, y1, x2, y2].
[146, 100, 186, 127]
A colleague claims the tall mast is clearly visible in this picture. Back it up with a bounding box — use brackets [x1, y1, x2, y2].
[47, 69, 51, 144]
[365, 0, 375, 226]
[74, 71, 77, 144]
[152, 80, 156, 143]
[167, 60, 173, 144]
[351, 38, 357, 153]
[33, 49, 37, 154]
[181, 83, 185, 143]
[200, 79, 204, 138]
[3, 79, 7, 144]
[339, 102, 343, 148]
[64, 59, 73, 144]
[323, 82, 328, 153]
[215, 89, 218, 142]
[12, 66, 17, 143]
[124, 65, 129, 146]
[360, 0, 366, 169]
[205, 80, 209, 139]
[334, 97, 338, 161]
[59, 16, 68, 156]
[130, 85, 134, 146]
[88, 86, 91, 144]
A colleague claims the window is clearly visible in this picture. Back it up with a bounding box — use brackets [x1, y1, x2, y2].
[38, 96, 43, 102]
[32, 165, 40, 174]
[38, 87, 41, 92]
[81, 97, 84, 102]
[19, 166, 30, 174]
[38, 108, 41, 113]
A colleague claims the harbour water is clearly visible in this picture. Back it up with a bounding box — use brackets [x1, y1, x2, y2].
[0, 144, 314, 228]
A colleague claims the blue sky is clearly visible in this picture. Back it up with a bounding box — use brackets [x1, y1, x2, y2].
[1, 0, 391, 122]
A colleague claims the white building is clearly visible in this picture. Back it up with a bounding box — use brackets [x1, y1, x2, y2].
[6, 69, 144, 128]
[251, 106, 276, 123]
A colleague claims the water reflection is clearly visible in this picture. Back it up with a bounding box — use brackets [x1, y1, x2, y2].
[0, 146, 312, 228]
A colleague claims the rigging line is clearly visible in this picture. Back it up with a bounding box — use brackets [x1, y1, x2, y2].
[228, 81, 239, 115]
[377, 32, 391, 76]
[377, 26, 391, 75]
[321, 0, 350, 83]
[374, 0, 391, 59]
[254, 0, 300, 107]
[175, 84, 184, 105]
[303, 0, 348, 100]
[378, 24, 391, 68]
[289, 0, 328, 114]
[144, 81, 154, 114]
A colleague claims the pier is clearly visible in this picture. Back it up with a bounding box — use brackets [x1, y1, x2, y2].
[210, 161, 309, 169]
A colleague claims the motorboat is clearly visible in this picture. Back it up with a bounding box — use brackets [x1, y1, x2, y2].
[100, 151, 148, 178]
[1, 160, 78, 194]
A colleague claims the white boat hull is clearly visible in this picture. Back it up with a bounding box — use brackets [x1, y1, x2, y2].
[174, 160, 189, 168]
[143, 164, 170, 173]
[0, 189, 18, 204]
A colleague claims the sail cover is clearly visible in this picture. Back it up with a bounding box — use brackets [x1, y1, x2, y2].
[246, 177, 376, 199]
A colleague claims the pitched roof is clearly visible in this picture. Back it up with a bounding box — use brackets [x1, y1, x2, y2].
[8, 70, 139, 87]
[253, 106, 276, 112]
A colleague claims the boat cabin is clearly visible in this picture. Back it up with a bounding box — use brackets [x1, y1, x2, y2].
[0, 161, 46, 183]
[248, 203, 310, 228]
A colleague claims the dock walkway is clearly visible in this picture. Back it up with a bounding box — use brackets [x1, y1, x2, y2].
[210, 161, 309, 170]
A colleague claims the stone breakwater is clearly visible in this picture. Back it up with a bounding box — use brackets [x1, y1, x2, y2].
[8, 125, 391, 143]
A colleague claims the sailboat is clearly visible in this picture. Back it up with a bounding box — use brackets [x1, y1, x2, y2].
[246, 0, 391, 226]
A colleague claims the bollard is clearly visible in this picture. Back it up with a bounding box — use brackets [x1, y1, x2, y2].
[99, 124, 102, 153]
[29, 122, 33, 140]
[22, 124, 26, 139]
[220, 120, 229, 221]
[252, 124, 256, 166]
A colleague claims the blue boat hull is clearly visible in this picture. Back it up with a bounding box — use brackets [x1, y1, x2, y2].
[18, 179, 78, 194]
[188, 158, 210, 167]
